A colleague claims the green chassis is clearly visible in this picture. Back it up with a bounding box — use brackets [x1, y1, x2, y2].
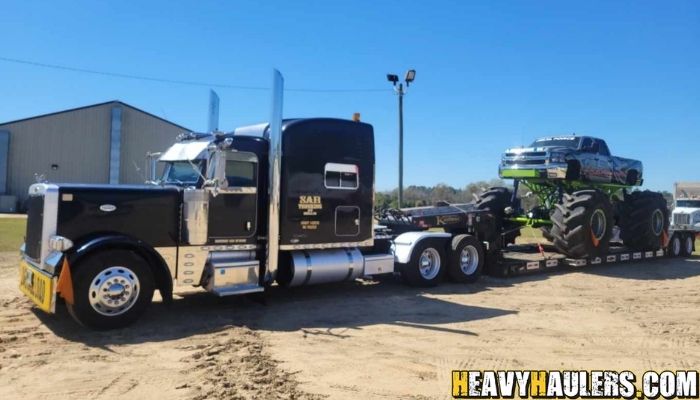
[504, 174, 632, 229]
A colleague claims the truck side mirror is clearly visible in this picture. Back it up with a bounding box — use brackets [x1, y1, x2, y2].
[145, 152, 161, 184]
[203, 147, 228, 195]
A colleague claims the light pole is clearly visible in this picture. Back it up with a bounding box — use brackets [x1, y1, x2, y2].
[387, 69, 416, 208]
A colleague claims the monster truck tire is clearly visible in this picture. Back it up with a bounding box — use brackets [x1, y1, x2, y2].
[619, 191, 669, 251]
[550, 189, 614, 258]
[475, 187, 520, 245]
[541, 226, 554, 242]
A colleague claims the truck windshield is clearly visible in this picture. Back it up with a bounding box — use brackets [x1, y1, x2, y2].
[161, 160, 204, 185]
[677, 200, 700, 208]
[530, 137, 581, 148]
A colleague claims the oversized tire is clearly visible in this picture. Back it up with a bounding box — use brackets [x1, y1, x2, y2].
[447, 235, 484, 283]
[67, 249, 155, 330]
[475, 187, 520, 245]
[399, 239, 445, 287]
[550, 189, 613, 258]
[681, 234, 695, 257]
[619, 191, 669, 251]
[541, 226, 554, 243]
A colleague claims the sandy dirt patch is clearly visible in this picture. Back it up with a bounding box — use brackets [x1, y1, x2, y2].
[1, 251, 699, 399]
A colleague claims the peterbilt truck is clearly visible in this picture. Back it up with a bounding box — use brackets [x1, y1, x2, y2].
[668, 182, 700, 257]
[17, 72, 493, 329]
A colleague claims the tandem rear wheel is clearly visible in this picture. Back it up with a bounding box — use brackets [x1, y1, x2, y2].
[398, 235, 484, 287]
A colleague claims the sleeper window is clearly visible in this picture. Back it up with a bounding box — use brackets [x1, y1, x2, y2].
[324, 163, 358, 190]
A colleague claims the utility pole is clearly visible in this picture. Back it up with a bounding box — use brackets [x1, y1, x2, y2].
[387, 70, 416, 208]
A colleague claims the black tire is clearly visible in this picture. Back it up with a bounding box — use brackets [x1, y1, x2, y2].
[619, 191, 669, 251]
[668, 234, 683, 257]
[67, 249, 155, 330]
[681, 234, 695, 257]
[447, 235, 484, 283]
[541, 226, 554, 243]
[475, 187, 520, 245]
[399, 239, 445, 287]
[550, 189, 614, 258]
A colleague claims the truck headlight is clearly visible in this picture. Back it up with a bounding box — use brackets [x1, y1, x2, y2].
[694, 213, 700, 223]
[549, 153, 566, 163]
[49, 235, 74, 252]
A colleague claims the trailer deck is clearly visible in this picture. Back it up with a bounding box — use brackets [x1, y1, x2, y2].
[494, 243, 668, 277]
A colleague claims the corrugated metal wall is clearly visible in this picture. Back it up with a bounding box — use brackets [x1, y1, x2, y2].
[0, 101, 189, 206]
[120, 105, 187, 184]
[2, 103, 113, 206]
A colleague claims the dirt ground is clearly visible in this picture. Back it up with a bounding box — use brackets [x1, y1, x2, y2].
[1, 251, 699, 400]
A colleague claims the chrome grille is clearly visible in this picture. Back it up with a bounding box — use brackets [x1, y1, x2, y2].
[503, 152, 548, 166]
[24, 195, 44, 260]
[674, 213, 691, 225]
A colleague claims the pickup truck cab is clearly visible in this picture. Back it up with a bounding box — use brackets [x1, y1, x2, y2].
[499, 135, 643, 186]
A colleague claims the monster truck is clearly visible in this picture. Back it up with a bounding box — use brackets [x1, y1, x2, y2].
[476, 135, 668, 258]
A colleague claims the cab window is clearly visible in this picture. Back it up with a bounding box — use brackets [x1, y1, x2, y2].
[580, 138, 594, 153]
[226, 160, 256, 187]
[224, 152, 258, 187]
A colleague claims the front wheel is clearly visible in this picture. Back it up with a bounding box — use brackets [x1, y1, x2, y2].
[447, 235, 484, 283]
[668, 234, 682, 257]
[399, 239, 445, 287]
[681, 234, 695, 257]
[67, 249, 155, 330]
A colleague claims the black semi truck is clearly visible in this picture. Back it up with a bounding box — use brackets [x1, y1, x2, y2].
[18, 72, 498, 329]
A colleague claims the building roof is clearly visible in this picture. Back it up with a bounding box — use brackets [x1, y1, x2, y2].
[0, 100, 190, 131]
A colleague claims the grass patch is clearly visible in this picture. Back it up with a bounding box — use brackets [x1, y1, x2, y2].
[0, 218, 26, 252]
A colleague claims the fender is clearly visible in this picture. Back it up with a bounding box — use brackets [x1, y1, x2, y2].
[393, 231, 452, 264]
[67, 234, 173, 303]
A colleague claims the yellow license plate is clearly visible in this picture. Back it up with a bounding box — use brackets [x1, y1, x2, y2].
[19, 260, 54, 313]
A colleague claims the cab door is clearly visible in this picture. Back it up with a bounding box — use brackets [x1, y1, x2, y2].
[207, 151, 259, 244]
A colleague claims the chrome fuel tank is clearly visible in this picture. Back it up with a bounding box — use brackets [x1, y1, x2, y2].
[283, 248, 364, 287]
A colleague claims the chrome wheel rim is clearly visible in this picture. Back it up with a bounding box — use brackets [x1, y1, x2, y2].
[686, 236, 694, 255]
[418, 248, 441, 280]
[590, 209, 607, 241]
[651, 209, 664, 236]
[89, 266, 140, 316]
[459, 245, 479, 276]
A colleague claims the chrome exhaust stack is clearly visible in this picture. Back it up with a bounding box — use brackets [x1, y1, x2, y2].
[265, 69, 284, 283]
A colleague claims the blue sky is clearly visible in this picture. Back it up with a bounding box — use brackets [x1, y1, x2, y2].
[1, 1, 698, 192]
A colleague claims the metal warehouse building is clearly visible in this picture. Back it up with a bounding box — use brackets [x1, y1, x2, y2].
[0, 101, 190, 211]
